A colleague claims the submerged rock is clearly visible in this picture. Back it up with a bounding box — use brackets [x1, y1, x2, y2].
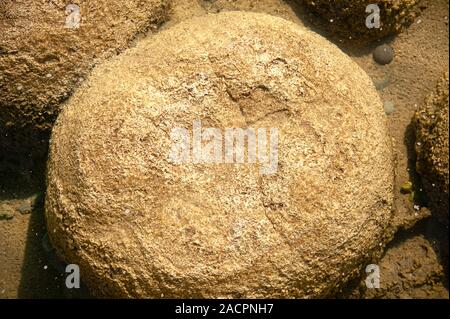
[297, 0, 422, 42]
[0, 0, 171, 153]
[46, 12, 394, 298]
[414, 73, 449, 222]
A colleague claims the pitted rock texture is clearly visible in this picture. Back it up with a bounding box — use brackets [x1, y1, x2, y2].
[46, 12, 394, 298]
[297, 0, 422, 42]
[0, 0, 171, 153]
[414, 73, 449, 222]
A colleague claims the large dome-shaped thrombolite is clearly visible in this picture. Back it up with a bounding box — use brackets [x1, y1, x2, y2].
[45, 12, 394, 298]
[0, 0, 170, 152]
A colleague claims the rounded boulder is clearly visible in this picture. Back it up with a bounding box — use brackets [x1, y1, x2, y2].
[45, 12, 394, 298]
[0, 0, 171, 152]
[297, 0, 422, 42]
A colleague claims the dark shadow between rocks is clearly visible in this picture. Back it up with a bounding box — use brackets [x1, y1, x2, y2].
[284, 0, 399, 58]
[17, 184, 92, 298]
[284, 0, 327, 36]
[403, 120, 449, 289]
[0, 125, 50, 200]
[404, 122, 429, 207]
[0, 131, 91, 298]
[17, 193, 65, 298]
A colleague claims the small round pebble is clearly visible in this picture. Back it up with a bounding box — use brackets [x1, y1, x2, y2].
[373, 44, 395, 65]
[383, 100, 396, 115]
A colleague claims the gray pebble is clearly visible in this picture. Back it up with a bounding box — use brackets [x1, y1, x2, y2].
[373, 44, 395, 65]
[17, 193, 43, 215]
[17, 201, 32, 214]
[383, 100, 396, 115]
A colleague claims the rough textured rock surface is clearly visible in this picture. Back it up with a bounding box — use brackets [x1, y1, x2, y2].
[200, 0, 301, 21]
[46, 12, 394, 298]
[414, 73, 449, 222]
[349, 235, 449, 299]
[297, 0, 422, 42]
[0, 0, 171, 154]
